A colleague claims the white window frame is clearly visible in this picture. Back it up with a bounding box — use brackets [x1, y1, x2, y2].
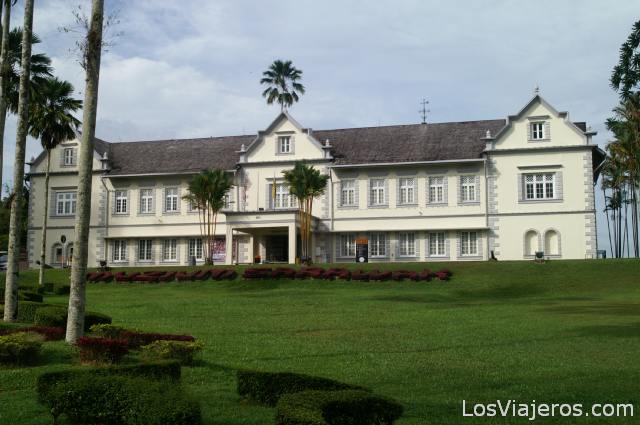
[163, 239, 178, 262]
[112, 240, 127, 262]
[274, 183, 297, 209]
[188, 238, 204, 260]
[278, 136, 292, 154]
[63, 148, 75, 166]
[139, 189, 154, 214]
[165, 187, 179, 212]
[339, 234, 356, 258]
[524, 173, 555, 200]
[398, 232, 416, 257]
[531, 122, 545, 140]
[114, 190, 128, 214]
[55, 191, 77, 216]
[138, 239, 153, 262]
[428, 232, 446, 257]
[460, 176, 477, 202]
[369, 233, 387, 258]
[398, 177, 416, 205]
[369, 179, 386, 206]
[461, 231, 478, 256]
[428, 176, 445, 204]
[340, 180, 356, 206]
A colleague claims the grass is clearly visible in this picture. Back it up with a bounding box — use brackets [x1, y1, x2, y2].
[1, 259, 639, 424]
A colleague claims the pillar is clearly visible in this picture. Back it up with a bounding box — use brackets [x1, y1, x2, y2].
[225, 226, 234, 265]
[288, 224, 297, 264]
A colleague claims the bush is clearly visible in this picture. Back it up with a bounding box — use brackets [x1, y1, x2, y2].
[76, 336, 130, 364]
[18, 290, 43, 303]
[275, 390, 404, 425]
[141, 340, 203, 365]
[17, 301, 48, 323]
[54, 285, 71, 295]
[90, 324, 195, 348]
[0, 326, 65, 341]
[0, 332, 44, 365]
[89, 323, 128, 339]
[237, 370, 367, 407]
[34, 306, 67, 328]
[84, 311, 112, 330]
[37, 373, 201, 425]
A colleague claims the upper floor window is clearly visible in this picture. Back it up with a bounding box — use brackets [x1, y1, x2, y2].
[278, 136, 292, 154]
[274, 183, 297, 209]
[340, 180, 356, 206]
[460, 176, 477, 202]
[339, 233, 356, 258]
[369, 179, 386, 206]
[428, 176, 445, 204]
[56, 192, 76, 216]
[398, 178, 416, 205]
[429, 232, 446, 257]
[113, 240, 127, 262]
[460, 231, 478, 256]
[163, 239, 178, 261]
[63, 148, 75, 166]
[398, 232, 416, 257]
[369, 233, 387, 257]
[530, 122, 545, 140]
[138, 239, 152, 261]
[165, 187, 179, 212]
[139, 189, 154, 214]
[525, 173, 554, 200]
[114, 190, 128, 214]
[188, 238, 204, 260]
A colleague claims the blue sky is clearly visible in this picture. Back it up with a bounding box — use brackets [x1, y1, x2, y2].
[2, 0, 638, 255]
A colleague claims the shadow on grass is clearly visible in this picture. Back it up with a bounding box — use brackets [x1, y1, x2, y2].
[573, 322, 640, 338]
[543, 303, 640, 316]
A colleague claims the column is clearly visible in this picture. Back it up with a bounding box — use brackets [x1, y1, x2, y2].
[225, 226, 234, 265]
[288, 224, 297, 264]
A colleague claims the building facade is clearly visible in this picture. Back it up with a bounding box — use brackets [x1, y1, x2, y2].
[26, 94, 604, 267]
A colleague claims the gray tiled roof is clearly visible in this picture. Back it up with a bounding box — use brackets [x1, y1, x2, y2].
[103, 119, 512, 175]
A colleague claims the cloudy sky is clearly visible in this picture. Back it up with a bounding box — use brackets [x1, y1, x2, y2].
[2, 0, 638, 255]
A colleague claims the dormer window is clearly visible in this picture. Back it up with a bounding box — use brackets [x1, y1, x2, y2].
[530, 122, 545, 140]
[63, 147, 75, 166]
[278, 136, 292, 154]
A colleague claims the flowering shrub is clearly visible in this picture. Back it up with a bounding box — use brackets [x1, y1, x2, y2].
[141, 340, 204, 365]
[76, 337, 129, 364]
[0, 332, 44, 364]
[0, 326, 65, 341]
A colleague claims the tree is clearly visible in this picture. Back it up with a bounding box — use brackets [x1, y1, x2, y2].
[283, 162, 328, 263]
[260, 60, 305, 111]
[611, 20, 640, 100]
[0, 0, 11, 195]
[183, 169, 232, 264]
[29, 77, 82, 287]
[3, 0, 34, 322]
[66, 0, 104, 343]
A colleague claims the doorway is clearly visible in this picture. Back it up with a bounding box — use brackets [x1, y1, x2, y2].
[266, 235, 288, 263]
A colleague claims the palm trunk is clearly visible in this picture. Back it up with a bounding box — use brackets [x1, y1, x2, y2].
[38, 151, 51, 286]
[3, 0, 33, 322]
[66, 0, 104, 343]
[0, 0, 11, 194]
[212, 209, 218, 265]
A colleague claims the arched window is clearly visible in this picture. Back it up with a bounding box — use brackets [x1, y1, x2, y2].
[51, 243, 63, 266]
[544, 230, 560, 256]
[524, 230, 538, 256]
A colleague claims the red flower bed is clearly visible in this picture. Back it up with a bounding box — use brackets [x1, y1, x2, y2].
[135, 274, 159, 283]
[176, 271, 198, 281]
[157, 272, 176, 282]
[243, 268, 272, 279]
[351, 271, 370, 281]
[76, 336, 130, 364]
[219, 269, 237, 280]
[0, 326, 65, 341]
[193, 270, 210, 281]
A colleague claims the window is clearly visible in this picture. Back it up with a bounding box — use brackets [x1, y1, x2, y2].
[188, 239, 203, 260]
[428, 177, 445, 203]
[524, 173, 555, 200]
[274, 183, 297, 209]
[113, 240, 127, 262]
[165, 188, 179, 212]
[139, 189, 154, 214]
[460, 231, 478, 256]
[398, 232, 415, 257]
[398, 178, 415, 204]
[114, 190, 128, 214]
[460, 176, 477, 202]
[223, 191, 232, 210]
[369, 179, 386, 206]
[163, 239, 178, 261]
[53, 245, 63, 264]
[63, 148, 75, 165]
[339, 234, 356, 257]
[340, 180, 356, 206]
[530, 122, 545, 140]
[55, 192, 77, 216]
[429, 232, 446, 257]
[369, 233, 387, 257]
[278, 136, 292, 154]
[138, 239, 152, 261]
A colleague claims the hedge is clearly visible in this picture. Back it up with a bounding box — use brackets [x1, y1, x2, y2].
[34, 306, 67, 328]
[0, 332, 45, 365]
[0, 326, 64, 341]
[141, 340, 204, 365]
[275, 390, 404, 425]
[76, 337, 130, 364]
[5, 301, 112, 331]
[237, 370, 367, 407]
[37, 373, 201, 425]
[90, 324, 196, 348]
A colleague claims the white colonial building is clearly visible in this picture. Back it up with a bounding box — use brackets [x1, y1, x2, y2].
[25, 94, 604, 267]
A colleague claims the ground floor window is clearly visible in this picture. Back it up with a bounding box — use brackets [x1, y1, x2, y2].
[339, 234, 356, 257]
[369, 233, 387, 257]
[163, 239, 178, 261]
[113, 240, 127, 262]
[398, 232, 416, 257]
[188, 238, 204, 260]
[138, 239, 153, 261]
[429, 232, 446, 257]
[460, 231, 478, 256]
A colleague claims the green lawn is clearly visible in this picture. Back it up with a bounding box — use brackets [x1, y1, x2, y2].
[1, 260, 639, 424]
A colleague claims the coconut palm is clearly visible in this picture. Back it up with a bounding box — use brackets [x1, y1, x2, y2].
[29, 77, 82, 287]
[260, 60, 305, 111]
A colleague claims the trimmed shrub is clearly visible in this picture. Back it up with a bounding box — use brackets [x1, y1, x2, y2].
[34, 306, 67, 328]
[37, 373, 201, 425]
[0, 326, 65, 341]
[90, 324, 195, 348]
[76, 336, 130, 364]
[54, 285, 71, 295]
[141, 340, 203, 365]
[237, 370, 367, 407]
[0, 332, 44, 365]
[17, 301, 48, 323]
[84, 311, 112, 330]
[89, 324, 128, 339]
[275, 390, 404, 425]
[18, 290, 44, 303]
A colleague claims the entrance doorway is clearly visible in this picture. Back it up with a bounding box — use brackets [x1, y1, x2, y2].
[266, 235, 288, 263]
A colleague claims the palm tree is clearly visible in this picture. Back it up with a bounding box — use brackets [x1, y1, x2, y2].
[29, 77, 82, 287]
[260, 60, 305, 111]
[66, 0, 104, 343]
[0, 0, 11, 196]
[0, 27, 54, 192]
[3, 0, 34, 322]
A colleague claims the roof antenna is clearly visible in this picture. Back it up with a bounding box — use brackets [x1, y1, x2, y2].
[419, 98, 430, 124]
